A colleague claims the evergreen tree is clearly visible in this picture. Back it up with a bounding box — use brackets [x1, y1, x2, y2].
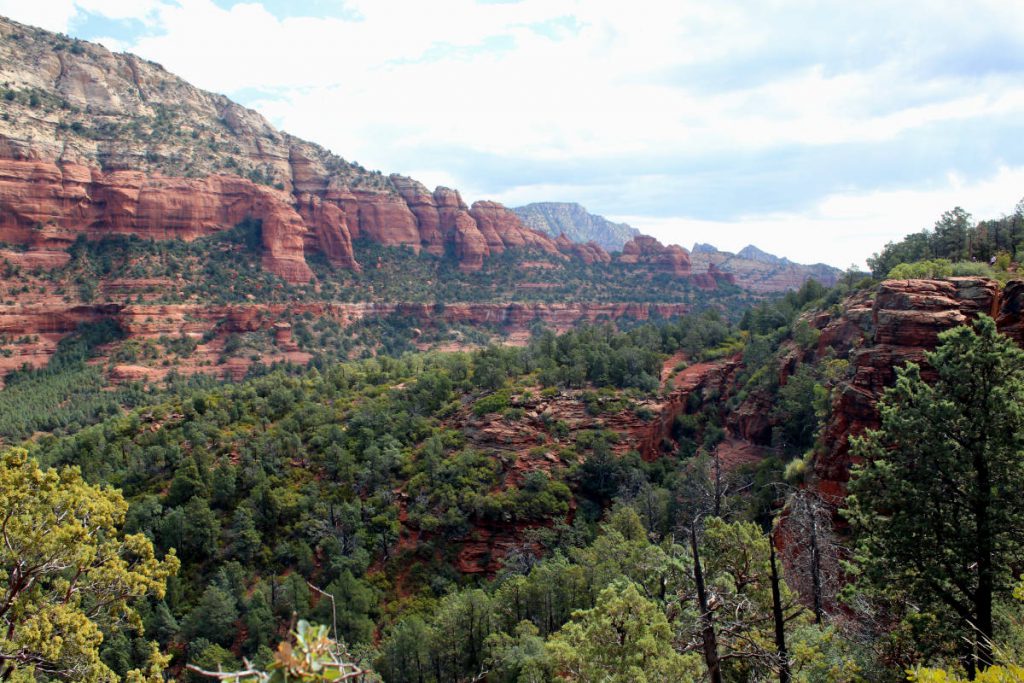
[0, 448, 177, 682]
[845, 316, 1024, 673]
[243, 588, 276, 651]
[149, 601, 180, 647]
[932, 207, 972, 262]
[376, 617, 433, 683]
[547, 581, 700, 682]
[185, 585, 240, 647]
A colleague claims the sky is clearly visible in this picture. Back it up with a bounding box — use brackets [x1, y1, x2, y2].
[4, 1, 1024, 268]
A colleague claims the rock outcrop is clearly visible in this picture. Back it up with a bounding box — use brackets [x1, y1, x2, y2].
[810, 277, 1012, 501]
[468, 201, 563, 257]
[689, 243, 840, 293]
[689, 277, 1024, 509]
[0, 16, 595, 277]
[0, 131, 574, 278]
[0, 157, 314, 281]
[0, 16, 827, 290]
[553, 233, 611, 265]
[0, 299, 690, 382]
[618, 236, 692, 277]
[295, 193, 359, 271]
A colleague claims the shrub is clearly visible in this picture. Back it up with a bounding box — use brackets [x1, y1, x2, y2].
[473, 390, 511, 416]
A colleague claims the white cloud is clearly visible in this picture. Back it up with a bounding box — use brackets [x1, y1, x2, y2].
[0, 0, 77, 32]
[74, 0, 162, 22]
[13, 1, 1024, 168]
[172, 2, 1021, 166]
[0, 0, 162, 33]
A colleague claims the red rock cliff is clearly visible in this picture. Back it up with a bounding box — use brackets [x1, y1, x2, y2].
[0, 156, 315, 281]
[618, 236, 692, 277]
[810, 277, 1017, 502]
[0, 148, 602, 279]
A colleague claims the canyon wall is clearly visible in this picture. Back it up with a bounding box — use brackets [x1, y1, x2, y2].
[0, 16, 768, 289]
[811, 277, 1020, 502]
[0, 17, 615, 279]
[711, 277, 1024, 506]
[0, 299, 690, 382]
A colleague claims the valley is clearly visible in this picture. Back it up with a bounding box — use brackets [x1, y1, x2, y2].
[1, 9, 1023, 683]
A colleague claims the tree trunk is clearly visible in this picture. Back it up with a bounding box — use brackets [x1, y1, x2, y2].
[769, 533, 792, 683]
[713, 452, 723, 518]
[808, 502, 823, 624]
[975, 448, 994, 671]
[691, 525, 723, 683]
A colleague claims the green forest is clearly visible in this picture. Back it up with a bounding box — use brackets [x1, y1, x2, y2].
[868, 203, 1024, 279]
[5, 204, 1024, 683]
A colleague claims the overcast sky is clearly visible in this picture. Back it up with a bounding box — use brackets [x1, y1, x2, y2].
[5, 0, 1024, 267]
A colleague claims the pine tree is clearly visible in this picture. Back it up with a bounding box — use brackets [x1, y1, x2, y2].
[0, 448, 177, 682]
[845, 315, 1024, 672]
[185, 585, 240, 647]
[547, 581, 701, 682]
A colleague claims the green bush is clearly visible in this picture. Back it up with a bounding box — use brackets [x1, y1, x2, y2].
[473, 390, 511, 416]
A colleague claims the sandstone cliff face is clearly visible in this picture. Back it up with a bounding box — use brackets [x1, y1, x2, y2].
[391, 176, 446, 255]
[0, 16, 829, 291]
[553, 233, 611, 265]
[618, 236, 692, 277]
[295, 193, 359, 271]
[809, 277, 1013, 501]
[685, 277, 1024, 510]
[0, 156, 314, 281]
[0, 16, 588, 276]
[468, 201, 564, 259]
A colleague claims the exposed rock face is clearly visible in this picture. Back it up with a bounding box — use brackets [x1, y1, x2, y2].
[553, 233, 611, 265]
[0, 16, 584, 276]
[0, 299, 690, 381]
[391, 176, 446, 255]
[996, 279, 1024, 344]
[346, 190, 421, 248]
[635, 359, 741, 461]
[708, 262, 736, 285]
[696, 277, 1024, 509]
[0, 156, 313, 281]
[433, 355, 735, 574]
[0, 137, 571, 278]
[468, 201, 563, 257]
[513, 202, 640, 251]
[690, 263, 737, 290]
[618, 236, 692, 277]
[272, 322, 298, 351]
[808, 278, 1013, 502]
[0, 16, 827, 289]
[295, 194, 359, 271]
[737, 244, 788, 264]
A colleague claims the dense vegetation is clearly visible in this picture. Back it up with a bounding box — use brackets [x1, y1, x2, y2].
[0, 320, 154, 442]
[7, 225, 747, 307]
[6, 214, 1024, 680]
[869, 201, 1024, 278]
[0, 277, 868, 681]
[0, 312, 742, 676]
